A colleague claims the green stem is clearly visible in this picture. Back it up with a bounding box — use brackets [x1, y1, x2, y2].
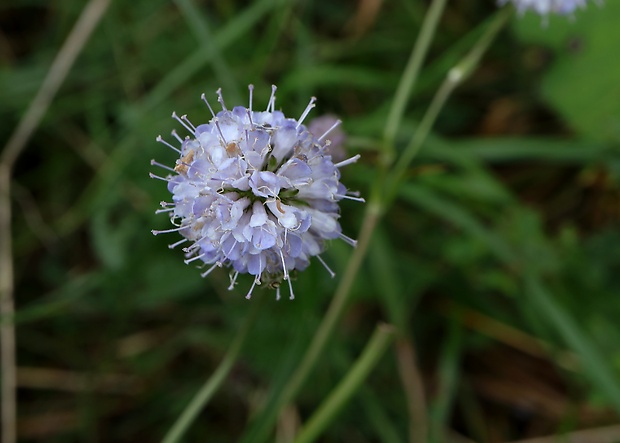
[525, 274, 620, 412]
[429, 317, 462, 443]
[293, 324, 396, 443]
[395, 337, 428, 443]
[383, 0, 448, 162]
[162, 298, 263, 443]
[387, 7, 511, 202]
[173, 0, 241, 104]
[244, 7, 511, 443]
[279, 200, 382, 407]
[246, 200, 382, 443]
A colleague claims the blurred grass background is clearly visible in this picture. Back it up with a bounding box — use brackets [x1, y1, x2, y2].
[2, 0, 620, 441]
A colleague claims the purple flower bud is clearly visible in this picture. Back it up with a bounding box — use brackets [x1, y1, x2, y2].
[307, 114, 347, 163]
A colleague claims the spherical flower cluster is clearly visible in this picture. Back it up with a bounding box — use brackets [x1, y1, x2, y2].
[499, 0, 592, 15]
[151, 85, 362, 300]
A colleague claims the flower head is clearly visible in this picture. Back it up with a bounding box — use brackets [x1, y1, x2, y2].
[151, 85, 362, 300]
[499, 0, 593, 16]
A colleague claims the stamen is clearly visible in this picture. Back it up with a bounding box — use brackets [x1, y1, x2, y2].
[216, 88, 227, 111]
[335, 194, 366, 203]
[213, 118, 228, 145]
[184, 253, 206, 265]
[181, 115, 197, 131]
[224, 239, 238, 258]
[296, 97, 316, 128]
[246, 109, 255, 129]
[287, 277, 295, 300]
[279, 250, 289, 280]
[338, 233, 358, 247]
[156, 135, 181, 154]
[171, 130, 184, 145]
[334, 154, 361, 169]
[151, 225, 187, 235]
[246, 278, 258, 300]
[267, 85, 277, 112]
[150, 159, 176, 173]
[175, 160, 193, 174]
[228, 271, 239, 291]
[256, 257, 263, 285]
[318, 119, 342, 142]
[155, 207, 174, 214]
[172, 112, 195, 135]
[316, 255, 336, 278]
[248, 84, 254, 112]
[200, 93, 217, 119]
[149, 172, 174, 182]
[276, 286, 281, 301]
[201, 262, 221, 278]
[307, 145, 329, 163]
[168, 238, 188, 249]
[182, 236, 206, 253]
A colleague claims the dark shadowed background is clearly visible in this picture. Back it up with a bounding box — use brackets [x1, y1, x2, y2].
[2, 0, 620, 441]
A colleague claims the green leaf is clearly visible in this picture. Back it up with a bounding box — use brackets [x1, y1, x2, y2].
[513, 3, 620, 141]
[525, 275, 620, 412]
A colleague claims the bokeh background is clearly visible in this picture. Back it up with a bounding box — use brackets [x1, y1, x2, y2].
[2, 0, 620, 441]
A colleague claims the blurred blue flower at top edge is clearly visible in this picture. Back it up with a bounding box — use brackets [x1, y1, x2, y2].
[499, 0, 597, 16]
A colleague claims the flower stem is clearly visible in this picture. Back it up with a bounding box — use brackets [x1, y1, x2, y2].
[244, 200, 382, 443]
[0, 2, 111, 442]
[395, 337, 428, 443]
[1, 0, 112, 169]
[383, 0, 448, 162]
[280, 200, 382, 403]
[161, 298, 263, 443]
[0, 164, 15, 443]
[244, 7, 511, 443]
[387, 7, 511, 201]
[292, 324, 396, 443]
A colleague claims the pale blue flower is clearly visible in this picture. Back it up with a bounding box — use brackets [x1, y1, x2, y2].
[499, 0, 593, 15]
[151, 86, 362, 300]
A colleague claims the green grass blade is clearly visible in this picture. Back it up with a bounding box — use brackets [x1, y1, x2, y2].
[525, 275, 620, 412]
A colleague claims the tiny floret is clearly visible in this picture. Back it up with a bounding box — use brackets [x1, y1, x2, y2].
[152, 85, 361, 300]
[499, 0, 595, 16]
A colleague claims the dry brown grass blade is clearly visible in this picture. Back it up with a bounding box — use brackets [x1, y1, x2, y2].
[1, 0, 112, 168]
[0, 164, 16, 443]
[16, 367, 144, 395]
[17, 411, 79, 439]
[0, 1, 112, 442]
[438, 300, 579, 372]
[505, 424, 620, 443]
[347, 0, 385, 37]
[395, 337, 428, 443]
